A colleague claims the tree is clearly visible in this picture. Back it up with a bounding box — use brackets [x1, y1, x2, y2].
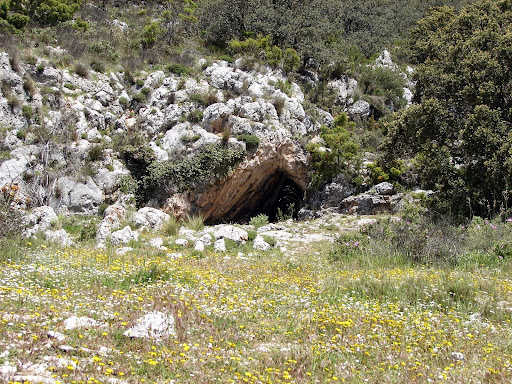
[383, 0, 512, 218]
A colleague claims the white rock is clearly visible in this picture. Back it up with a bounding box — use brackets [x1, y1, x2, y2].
[133, 207, 169, 230]
[24, 206, 58, 237]
[451, 352, 465, 361]
[123, 311, 175, 340]
[44, 229, 74, 247]
[348, 99, 371, 119]
[63, 316, 101, 330]
[112, 19, 128, 31]
[213, 224, 248, 243]
[194, 240, 205, 251]
[55, 176, 104, 214]
[175, 238, 188, 247]
[47, 331, 66, 342]
[214, 238, 226, 252]
[116, 247, 133, 255]
[149, 237, 164, 249]
[110, 226, 138, 245]
[253, 235, 271, 251]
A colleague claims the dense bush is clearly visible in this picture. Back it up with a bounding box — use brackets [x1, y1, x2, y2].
[141, 143, 245, 202]
[383, 0, 512, 219]
[307, 113, 360, 188]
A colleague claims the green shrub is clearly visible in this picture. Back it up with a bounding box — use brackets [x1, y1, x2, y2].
[161, 215, 181, 236]
[249, 213, 269, 228]
[167, 63, 190, 75]
[119, 97, 129, 107]
[247, 229, 257, 241]
[307, 113, 360, 187]
[118, 174, 138, 194]
[236, 134, 260, 151]
[141, 21, 162, 48]
[8, 12, 28, 29]
[143, 143, 245, 197]
[187, 109, 203, 123]
[262, 235, 276, 247]
[185, 214, 205, 231]
[217, 54, 234, 63]
[283, 48, 300, 73]
[22, 105, 33, 120]
[73, 17, 88, 32]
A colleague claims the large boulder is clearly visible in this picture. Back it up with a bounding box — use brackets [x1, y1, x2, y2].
[110, 225, 139, 245]
[24, 206, 58, 237]
[133, 207, 169, 230]
[55, 177, 104, 214]
[213, 224, 248, 243]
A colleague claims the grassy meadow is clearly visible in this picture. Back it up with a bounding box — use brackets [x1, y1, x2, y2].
[1, 215, 512, 383]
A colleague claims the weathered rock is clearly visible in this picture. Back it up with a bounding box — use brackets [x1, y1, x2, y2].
[348, 100, 371, 119]
[63, 316, 102, 330]
[194, 240, 205, 251]
[213, 224, 248, 243]
[328, 77, 357, 105]
[194, 137, 308, 223]
[214, 238, 226, 252]
[133, 207, 169, 230]
[24, 206, 58, 237]
[163, 193, 192, 219]
[55, 176, 104, 214]
[253, 235, 271, 251]
[123, 311, 175, 340]
[175, 238, 188, 247]
[341, 193, 403, 215]
[96, 204, 126, 244]
[373, 182, 395, 195]
[44, 229, 74, 247]
[110, 226, 138, 245]
[149, 237, 165, 250]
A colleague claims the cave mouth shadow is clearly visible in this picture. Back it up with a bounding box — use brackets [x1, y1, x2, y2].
[235, 171, 305, 223]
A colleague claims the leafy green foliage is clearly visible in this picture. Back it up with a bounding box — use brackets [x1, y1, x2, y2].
[249, 213, 269, 228]
[307, 113, 360, 187]
[383, 0, 512, 218]
[141, 143, 245, 201]
[236, 134, 259, 151]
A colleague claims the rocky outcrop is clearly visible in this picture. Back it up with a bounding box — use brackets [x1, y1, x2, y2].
[192, 135, 309, 223]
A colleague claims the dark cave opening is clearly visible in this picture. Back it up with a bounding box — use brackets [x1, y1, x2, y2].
[234, 171, 305, 223]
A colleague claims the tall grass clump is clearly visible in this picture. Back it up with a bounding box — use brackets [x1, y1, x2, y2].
[249, 213, 269, 228]
[185, 214, 204, 231]
[161, 215, 181, 236]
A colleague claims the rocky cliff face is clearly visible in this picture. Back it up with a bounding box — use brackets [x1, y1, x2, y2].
[0, 50, 409, 221]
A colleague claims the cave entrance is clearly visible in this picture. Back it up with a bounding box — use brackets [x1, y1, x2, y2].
[236, 171, 304, 223]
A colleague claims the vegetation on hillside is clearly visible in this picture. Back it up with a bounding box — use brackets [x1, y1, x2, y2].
[382, 0, 512, 219]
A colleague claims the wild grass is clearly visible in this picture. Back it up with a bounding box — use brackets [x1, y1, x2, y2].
[1, 215, 512, 383]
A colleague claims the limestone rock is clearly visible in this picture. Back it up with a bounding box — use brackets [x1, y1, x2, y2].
[163, 193, 192, 219]
[44, 229, 74, 247]
[63, 316, 102, 330]
[328, 77, 357, 105]
[175, 238, 188, 247]
[133, 207, 169, 230]
[253, 235, 271, 251]
[348, 100, 371, 119]
[194, 240, 205, 251]
[214, 238, 226, 252]
[373, 182, 395, 195]
[110, 226, 138, 245]
[55, 176, 104, 214]
[96, 204, 126, 244]
[123, 311, 175, 340]
[24, 206, 58, 237]
[213, 224, 248, 243]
